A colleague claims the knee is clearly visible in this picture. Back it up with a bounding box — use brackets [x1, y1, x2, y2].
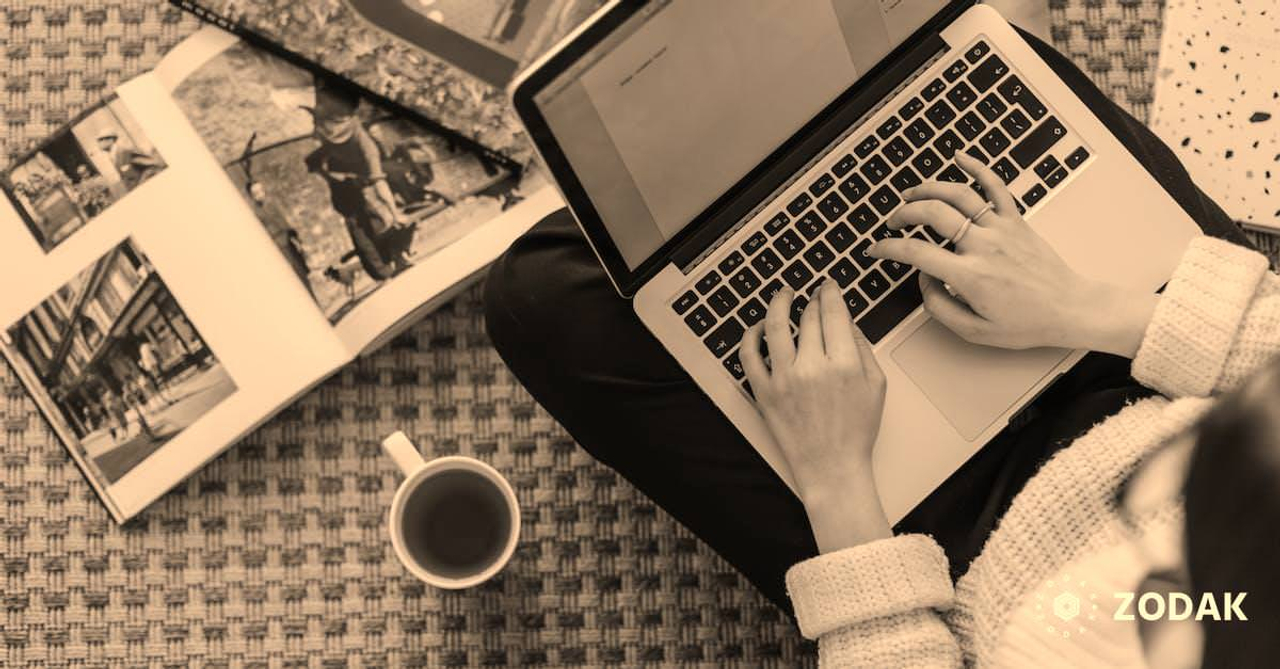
[483, 209, 582, 353]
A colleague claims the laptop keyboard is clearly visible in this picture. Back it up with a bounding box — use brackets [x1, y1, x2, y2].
[671, 39, 1093, 397]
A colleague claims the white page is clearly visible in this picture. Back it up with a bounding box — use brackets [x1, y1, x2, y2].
[0, 29, 348, 521]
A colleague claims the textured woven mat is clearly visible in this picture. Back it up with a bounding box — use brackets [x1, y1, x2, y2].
[1, 1, 1262, 667]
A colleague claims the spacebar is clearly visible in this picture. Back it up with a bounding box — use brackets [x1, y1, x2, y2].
[856, 273, 923, 344]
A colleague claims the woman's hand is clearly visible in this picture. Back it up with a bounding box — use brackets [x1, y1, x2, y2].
[741, 281, 892, 552]
[869, 153, 1158, 357]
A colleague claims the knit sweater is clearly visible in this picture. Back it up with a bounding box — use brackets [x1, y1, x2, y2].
[785, 237, 1280, 667]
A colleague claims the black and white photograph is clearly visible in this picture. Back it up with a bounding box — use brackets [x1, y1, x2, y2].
[1, 96, 166, 251]
[171, 41, 539, 323]
[2, 239, 236, 484]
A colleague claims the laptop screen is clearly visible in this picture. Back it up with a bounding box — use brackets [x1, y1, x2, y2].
[533, 0, 950, 269]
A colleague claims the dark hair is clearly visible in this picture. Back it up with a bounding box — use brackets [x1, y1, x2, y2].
[1184, 356, 1280, 667]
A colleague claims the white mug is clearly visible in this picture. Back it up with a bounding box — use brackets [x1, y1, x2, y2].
[382, 431, 520, 589]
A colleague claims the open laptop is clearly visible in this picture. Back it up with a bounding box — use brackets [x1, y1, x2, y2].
[510, 0, 1201, 522]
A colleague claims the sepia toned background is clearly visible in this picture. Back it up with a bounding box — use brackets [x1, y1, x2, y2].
[0, 1, 1269, 667]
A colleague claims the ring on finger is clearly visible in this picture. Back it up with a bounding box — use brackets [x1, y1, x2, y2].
[949, 202, 993, 245]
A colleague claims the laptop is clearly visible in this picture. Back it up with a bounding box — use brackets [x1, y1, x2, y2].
[509, 0, 1201, 522]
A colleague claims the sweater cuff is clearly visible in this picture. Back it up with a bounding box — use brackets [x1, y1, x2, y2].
[785, 535, 953, 640]
[1133, 237, 1270, 397]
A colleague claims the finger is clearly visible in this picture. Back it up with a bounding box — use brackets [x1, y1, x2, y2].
[918, 273, 990, 340]
[900, 181, 988, 226]
[740, 323, 771, 391]
[868, 237, 969, 285]
[797, 289, 824, 360]
[885, 199, 978, 243]
[818, 280, 856, 360]
[765, 287, 796, 369]
[955, 153, 1017, 217]
[851, 320, 884, 383]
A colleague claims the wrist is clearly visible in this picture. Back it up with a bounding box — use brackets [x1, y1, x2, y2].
[1075, 280, 1159, 358]
[799, 464, 892, 553]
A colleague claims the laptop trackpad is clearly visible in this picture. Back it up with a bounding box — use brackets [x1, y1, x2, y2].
[891, 319, 1072, 440]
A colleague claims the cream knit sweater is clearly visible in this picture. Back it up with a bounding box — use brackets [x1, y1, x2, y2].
[785, 237, 1280, 667]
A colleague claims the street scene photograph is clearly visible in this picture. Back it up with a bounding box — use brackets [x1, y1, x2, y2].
[1, 96, 166, 251]
[171, 41, 540, 323]
[1, 239, 236, 484]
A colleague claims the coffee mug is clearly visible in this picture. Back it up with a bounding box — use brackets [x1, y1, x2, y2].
[382, 431, 520, 589]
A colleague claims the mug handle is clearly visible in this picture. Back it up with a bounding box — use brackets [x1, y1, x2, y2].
[382, 431, 426, 476]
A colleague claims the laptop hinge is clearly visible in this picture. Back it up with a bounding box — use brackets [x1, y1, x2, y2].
[673, 32, 951, 274]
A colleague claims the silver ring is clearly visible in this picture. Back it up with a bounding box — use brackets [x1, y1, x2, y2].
[949, 203, 993, 245]
[971, 202, 995, 224]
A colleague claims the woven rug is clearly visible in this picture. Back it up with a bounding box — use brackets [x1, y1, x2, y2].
[0, 1, 1266, 667]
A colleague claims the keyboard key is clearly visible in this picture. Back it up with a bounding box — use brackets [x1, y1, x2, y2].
[858, 268, 891, 300]
[956, 111, 987, 140]
[737, 298, 767, 327]
[992, 157, 1020, 184]
[890, 166, 923, 192]
[789, 295, 809, 325]
[937, 164, 968, 184]
[684, 305, 715, 336]
[782, 260, 815, 291]
[1034, 155, 1062, 180]
[967, 54, 1009, 92]
[1001, 109, 1033, 140]
[923, 225, 947, 244]
[925, 100, 957, 129]
[1016, 199, 1027, 215]
[869, 186, 901, 215]
[970, 180, 986, 199]
[911, 148, 944, 178]
[723, 350, 745, 379]
[729, 267, 762, 297]
[786, 193, 813, 217]
[1022, 183, 1048, 208]
[751, 248, 784, 278]
[844, 288, 870, 318]
[899, 97, 925, 121]
[803, 241, 836, 271]
[773, 229, 805, 259]
[904, 118, 936, 148]
[851, 239, 877, 269]
[965, 40, 991, 64]
[856, 274, 923, 344]
[695, 271, 722, 295]
[672, 290, 698, 315]
[877, 116, 903, 140]
[828, 257, 860, 288]
[708, 286, 740, 317]
[839, 173, 871, 202]
[764, 212, 789, 235]
[832, 153, 858, 177]
[848, 203, 879, 233]
[816, 191, 850, 222]
[1010, 116, 1066, 168]
[883, 137, 914, 166]
[860, 155, 893, 185]
[742, 231, 768, 256]
[796, 210, 827, 240]
[855, 135, 881, 159]
[718, 251, 745, 275]
[704, 318, 744, 357]
[964, 145, 989, 165]
[943, 59, 969, 82]
[945, 81, 978, 111]
[1044, 166, 1069, 189]
[1064, 146, 1090, 170]
[882, 258, 912, 281]
[933, 130, 964, 159]
[810, 174, 836, 198]
[976, 93, 1008, 123]
[760, 279, 785, 304]
[870, 224, 901, 243]
[825, 221, 857, 253]
[922, 77, 947, 101]
[997, 76, 1047, 120]
[978, 127, 1012, 157]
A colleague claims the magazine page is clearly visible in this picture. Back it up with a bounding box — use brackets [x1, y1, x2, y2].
[0, 30, 350, 522]
[154, 25, 564, 353]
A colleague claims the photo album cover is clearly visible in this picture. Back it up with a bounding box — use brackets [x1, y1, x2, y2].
[0, 26, 562, 523]
[171, 0, 606, 160]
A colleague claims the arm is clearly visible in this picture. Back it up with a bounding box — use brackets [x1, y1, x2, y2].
[354, 127, 400, 214]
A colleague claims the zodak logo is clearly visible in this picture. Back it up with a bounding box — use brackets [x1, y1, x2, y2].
[1033, 575, 1247, 639]
[1113, 591, 1247, 621]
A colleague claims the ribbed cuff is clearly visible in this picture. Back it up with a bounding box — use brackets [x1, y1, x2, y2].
[1133, 237, 1270, 397]
[785, 534, 953, 640]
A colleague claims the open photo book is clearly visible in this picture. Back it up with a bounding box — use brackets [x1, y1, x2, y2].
[0, 26, 562, 523]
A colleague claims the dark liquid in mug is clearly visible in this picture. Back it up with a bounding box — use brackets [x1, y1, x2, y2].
[400, 469, 512, 580]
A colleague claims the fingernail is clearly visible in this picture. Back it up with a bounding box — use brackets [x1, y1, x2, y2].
[867, 242, 881, 257]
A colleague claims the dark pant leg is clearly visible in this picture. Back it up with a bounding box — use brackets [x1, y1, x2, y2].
[485, 29, 1249, 613]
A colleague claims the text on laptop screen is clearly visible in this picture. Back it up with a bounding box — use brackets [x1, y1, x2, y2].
[534, 0, 949, 269]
